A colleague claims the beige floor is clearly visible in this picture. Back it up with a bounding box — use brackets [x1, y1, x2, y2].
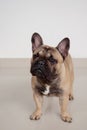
[0, 59, 87, 130]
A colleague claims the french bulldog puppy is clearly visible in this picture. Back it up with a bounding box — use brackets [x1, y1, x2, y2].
[30, 33, 74, 123]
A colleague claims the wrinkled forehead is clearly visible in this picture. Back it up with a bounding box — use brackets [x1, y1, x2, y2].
[34, 45, 58, 57]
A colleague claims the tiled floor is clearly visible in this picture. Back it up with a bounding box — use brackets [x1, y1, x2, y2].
[0, 59, 87, 130]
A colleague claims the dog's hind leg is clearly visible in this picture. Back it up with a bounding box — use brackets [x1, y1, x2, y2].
[69, 84, 74, 100]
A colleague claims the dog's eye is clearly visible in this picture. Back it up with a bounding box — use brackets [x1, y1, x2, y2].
[48, 55, 57, 64]
[33, 53, 39, 59]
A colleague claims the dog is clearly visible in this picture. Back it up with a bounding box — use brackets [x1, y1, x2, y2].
[30, 32, 74, 123]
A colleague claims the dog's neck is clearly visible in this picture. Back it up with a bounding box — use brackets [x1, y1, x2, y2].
[37, 74, 60, 88]
[35, 79, 62, 96]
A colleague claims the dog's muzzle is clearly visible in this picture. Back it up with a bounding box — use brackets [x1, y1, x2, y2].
[30, 60, 45, 77]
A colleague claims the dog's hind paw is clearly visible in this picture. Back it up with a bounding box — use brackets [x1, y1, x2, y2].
[69, 94, 74, 100]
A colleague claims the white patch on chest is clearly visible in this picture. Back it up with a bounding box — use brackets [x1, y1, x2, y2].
[42, 85, 50, 95]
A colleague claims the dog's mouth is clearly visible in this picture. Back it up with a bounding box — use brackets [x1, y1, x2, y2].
[34, 69, 43, 77]
[31, 68, 45, 79]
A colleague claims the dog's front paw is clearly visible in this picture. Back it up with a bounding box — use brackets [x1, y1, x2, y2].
[61, 113, 72, 123]
[30, 111, 42, 120]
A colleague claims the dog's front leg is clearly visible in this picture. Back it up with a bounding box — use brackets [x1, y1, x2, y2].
[59, 95, 72, 123]
[30, 92, 43, 120]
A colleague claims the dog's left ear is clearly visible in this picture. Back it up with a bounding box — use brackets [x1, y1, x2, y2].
[56, 38, 70, 59]
[31, 32, 43, 52]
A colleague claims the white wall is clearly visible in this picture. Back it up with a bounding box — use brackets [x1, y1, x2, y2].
[0, 0, 87, 58]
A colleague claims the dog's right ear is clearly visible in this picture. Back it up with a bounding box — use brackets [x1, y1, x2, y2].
[31, 33, 43, 52]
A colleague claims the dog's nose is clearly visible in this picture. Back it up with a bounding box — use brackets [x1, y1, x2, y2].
[38, 60, 45, 67]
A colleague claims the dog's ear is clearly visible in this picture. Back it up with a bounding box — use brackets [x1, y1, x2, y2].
[56, 38, 70, 59]
[31, 32, 43, 52]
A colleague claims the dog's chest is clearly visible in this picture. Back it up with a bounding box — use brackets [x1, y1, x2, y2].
[36, 84, 63, 96]
[41, 85, 50, 95]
